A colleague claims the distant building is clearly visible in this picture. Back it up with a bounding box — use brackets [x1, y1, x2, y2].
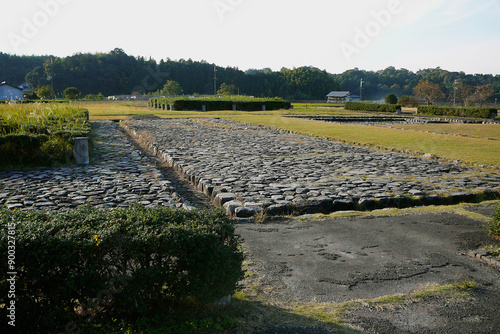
[18, 82, 32, 93]
[0, 82, 24, 101]
[326, 91, 360, 104]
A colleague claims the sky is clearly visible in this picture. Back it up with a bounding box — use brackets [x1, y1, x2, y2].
[1, 0, 500, 75]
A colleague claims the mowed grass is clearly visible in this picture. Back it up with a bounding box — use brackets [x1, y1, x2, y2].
[85, 101, 500, 168]
[224, 115, 500, 167]
[81, 101, 173, 119]
[379, 123, 500, 140]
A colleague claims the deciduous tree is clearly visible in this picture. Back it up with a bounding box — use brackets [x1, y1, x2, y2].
[413, 80, 445, 105]
[160, 80, 183, 96]
[37, 85, 53, 100]
[217, 83, 238, 95]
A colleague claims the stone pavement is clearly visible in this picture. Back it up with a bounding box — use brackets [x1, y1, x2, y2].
[123, 118, 500, 217]
[0, 121, 186, 211]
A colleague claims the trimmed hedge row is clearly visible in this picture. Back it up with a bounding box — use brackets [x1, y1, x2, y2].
[345, 102, 402, 112]
[417, 106, 498, 119]
[149, 97, 291, 111]
[0, 205, 244, 333]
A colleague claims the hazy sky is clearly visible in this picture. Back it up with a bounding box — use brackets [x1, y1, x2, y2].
[2, 0, 500, 74]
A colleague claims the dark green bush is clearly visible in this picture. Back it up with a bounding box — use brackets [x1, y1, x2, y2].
[385, 94, 398, 105]
[345, 101, 402, 113]
[0, 205, 244, 333]
[0, 134, 50, 166]
[417, 106, 497, 119]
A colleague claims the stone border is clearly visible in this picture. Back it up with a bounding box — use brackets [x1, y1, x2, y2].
[121, 121, 499, 218]
[467, 249, 500, 269]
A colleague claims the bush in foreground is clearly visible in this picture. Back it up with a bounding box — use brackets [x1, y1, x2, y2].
[0, 205, 244, 333]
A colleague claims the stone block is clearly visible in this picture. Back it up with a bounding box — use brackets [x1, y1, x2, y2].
[235, 206, 263, 218]
[223, 200, 243, 216]
[265, 203, 293, 216]
[214, 193, 236, 207]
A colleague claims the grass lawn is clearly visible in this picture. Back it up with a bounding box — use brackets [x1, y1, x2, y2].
[85, 101, 500, 168]
[223, 115, 500, 168]
[378, 123, 500, 140]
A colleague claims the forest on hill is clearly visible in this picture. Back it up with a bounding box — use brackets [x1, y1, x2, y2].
[1, 48, 499, 102]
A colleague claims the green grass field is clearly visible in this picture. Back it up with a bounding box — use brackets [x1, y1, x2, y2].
[84, 101, 500, 168]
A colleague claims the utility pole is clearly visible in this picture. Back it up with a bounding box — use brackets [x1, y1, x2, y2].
[214, 65, 217, 95]
[453, 79, 458, 107]
[47, 57, 55, 99]
[360, 78, 364, 101]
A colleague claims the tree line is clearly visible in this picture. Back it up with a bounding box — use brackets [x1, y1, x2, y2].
[1, 48, 499, 103]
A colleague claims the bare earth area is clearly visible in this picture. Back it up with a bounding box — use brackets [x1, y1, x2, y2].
[236, 208, 500, 333]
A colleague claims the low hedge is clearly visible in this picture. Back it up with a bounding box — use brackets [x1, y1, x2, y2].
[417, 106, 498, 119]
[345, 102, 402, 113]
[149, 97, 291, 111]
[0, 205, 244, 333]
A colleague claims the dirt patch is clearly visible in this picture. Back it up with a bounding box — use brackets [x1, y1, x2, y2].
[345, 288, 500, 334]
[236, 211, 500, 333]
[463, 203, 497, 217]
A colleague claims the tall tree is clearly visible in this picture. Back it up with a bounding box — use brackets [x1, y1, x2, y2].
[453, 81, 474, 106]
[217, 83, 238, 95]
[160, 80, 184, 96]
[413, 80, 445, 105]
[472, 84, 495, 106]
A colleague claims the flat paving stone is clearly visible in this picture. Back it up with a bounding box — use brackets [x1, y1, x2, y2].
[0, 121, 186, 211]
[123, 118, 500, 216]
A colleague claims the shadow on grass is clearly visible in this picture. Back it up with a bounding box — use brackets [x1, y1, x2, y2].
[224, 297, 364, 334]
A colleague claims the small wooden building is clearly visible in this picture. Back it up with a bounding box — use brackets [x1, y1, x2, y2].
[326, 91, 360, 104]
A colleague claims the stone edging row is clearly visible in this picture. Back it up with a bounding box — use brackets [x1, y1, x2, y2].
[467, 249, 500, 269]
[121, 121, 499, 218]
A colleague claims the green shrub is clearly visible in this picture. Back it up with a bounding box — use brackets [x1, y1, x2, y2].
[0, 205, 244, 333]
[40, 136, 73, 163]
[345, 101, 402, 113]
[0, 104, 90, 166]
[486, 203, 500, 239]
[385, 94, 398, 105]
[0, 134, 49, 166]
[417, 106, 497, 119]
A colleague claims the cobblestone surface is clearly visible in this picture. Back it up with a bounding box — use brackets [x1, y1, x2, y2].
[123, 118, 500, 217]
[0, 121, 187, 211]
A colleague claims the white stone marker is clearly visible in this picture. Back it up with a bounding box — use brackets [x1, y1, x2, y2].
[74, 137, 89, 165]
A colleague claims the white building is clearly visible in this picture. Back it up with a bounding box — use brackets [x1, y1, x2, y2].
[0, 82, 24, 101]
